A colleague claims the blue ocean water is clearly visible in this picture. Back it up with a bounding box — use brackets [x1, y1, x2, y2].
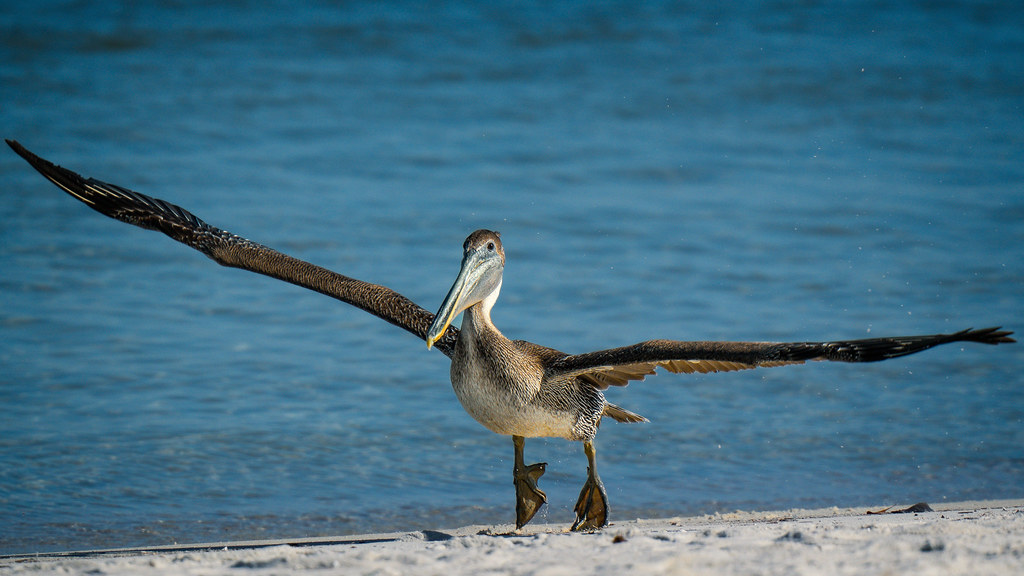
[1, 0, 1022, 555]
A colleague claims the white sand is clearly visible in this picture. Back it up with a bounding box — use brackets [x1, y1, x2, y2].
[3, 500, 1022, 575]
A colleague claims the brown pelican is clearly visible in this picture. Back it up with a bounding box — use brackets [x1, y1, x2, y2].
[6, 140, 1014, 531]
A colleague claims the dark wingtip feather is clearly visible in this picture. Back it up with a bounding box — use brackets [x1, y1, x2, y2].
[7, 139, 42, 169]
[7, 139, 94, 202]
[7, 139, 49, 170]
[966, 326, 1015, 345]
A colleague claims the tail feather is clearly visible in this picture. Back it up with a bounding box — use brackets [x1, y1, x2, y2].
[603, 402, 648, 424]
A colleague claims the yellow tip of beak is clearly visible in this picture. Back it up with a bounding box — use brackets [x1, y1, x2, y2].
[425, 331, 442, 349]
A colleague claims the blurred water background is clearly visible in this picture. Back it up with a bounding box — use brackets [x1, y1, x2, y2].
[1, 0, 1022, 555]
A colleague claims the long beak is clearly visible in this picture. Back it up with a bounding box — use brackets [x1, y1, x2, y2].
[426, 254, 481, 349]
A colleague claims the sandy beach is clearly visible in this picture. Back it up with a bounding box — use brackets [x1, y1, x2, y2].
[3, 499, 1021, 575]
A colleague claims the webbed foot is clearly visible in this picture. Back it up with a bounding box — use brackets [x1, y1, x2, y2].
[571, 440, 608, 531]
[512, 435, 547, 529]
[514, 461, 547, 529]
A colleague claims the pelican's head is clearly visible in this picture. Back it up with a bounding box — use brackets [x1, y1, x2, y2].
[426, 229, 505, 348]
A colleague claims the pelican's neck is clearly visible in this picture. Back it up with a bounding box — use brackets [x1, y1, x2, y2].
[463, 279, 503, 340]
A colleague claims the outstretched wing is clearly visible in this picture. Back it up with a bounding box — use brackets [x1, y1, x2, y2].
[548, 328, 1015, 389]
[6, 140, 459, 357]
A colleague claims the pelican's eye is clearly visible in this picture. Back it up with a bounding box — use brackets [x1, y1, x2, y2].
[487, 242, 495, 251]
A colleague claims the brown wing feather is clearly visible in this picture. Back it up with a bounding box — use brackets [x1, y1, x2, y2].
[7, 140, 459, 357]
[548, 329, 1014, 390]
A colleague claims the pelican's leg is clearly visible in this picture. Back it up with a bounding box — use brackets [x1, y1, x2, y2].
[512, 435, 547, 529]
[571, 440, 608, 531]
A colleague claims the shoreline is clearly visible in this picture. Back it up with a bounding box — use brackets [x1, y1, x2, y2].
[3, 499, 1022, 574]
